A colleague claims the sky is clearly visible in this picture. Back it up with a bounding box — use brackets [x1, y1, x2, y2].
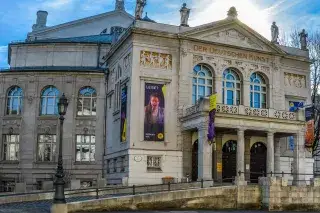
[0, 0, 319, 68]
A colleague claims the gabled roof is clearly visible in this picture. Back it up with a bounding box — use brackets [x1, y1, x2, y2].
[179, 18, 286, 55]
[28, 10, 134, 36]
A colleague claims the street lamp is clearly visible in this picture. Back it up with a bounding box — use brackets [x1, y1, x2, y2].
[53, 93, 68, 204]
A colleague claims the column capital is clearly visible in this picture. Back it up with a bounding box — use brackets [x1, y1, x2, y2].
[267, 131, 274, 137]
[198, 122, 208, 131]
[237, 127, 246, 133]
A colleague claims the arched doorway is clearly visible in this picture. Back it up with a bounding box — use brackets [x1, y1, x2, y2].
[191, 140, 198, 181]
[250, 142, 267, 183]
[222, 140, 237, 182]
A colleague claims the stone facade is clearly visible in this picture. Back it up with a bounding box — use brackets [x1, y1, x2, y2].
[0, 1, 314, 190]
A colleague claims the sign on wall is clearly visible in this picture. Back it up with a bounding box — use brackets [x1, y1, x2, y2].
[120, 86, 127, 142]
[144, 83, 165, 141]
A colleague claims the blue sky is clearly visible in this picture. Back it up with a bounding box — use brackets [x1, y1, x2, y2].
[0, 0, 319, 68]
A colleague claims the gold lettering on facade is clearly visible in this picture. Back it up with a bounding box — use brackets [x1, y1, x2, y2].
[193, 45, 269, 63]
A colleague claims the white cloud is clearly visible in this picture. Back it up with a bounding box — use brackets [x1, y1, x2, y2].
[42, 0, 74, 9]
[0, 46, 7, 53]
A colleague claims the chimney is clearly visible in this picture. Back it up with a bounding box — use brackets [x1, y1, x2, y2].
[32, 10, 48, 31]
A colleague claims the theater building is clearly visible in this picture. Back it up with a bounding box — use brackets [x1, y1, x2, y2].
[0, 0, 313, 190]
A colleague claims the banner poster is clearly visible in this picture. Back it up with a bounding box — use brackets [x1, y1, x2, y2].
[120, 86, 127, 142]
[207, 94, 217, 144]
[144, 83, 165, 141]
[305, 106, 315, 148]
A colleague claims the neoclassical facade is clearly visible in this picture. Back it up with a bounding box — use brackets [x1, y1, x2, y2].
[0, 1, 313, 190]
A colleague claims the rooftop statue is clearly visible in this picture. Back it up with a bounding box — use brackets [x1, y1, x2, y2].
[271, 22, 279, 44]
[180, 3, 190, 27]
[227, 6, 238, 19]
[299, 29, 308, 50]
[135, 0, 147, 20]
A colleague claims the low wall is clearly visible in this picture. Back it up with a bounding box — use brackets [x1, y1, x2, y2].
[0, 181, 210, 204]
[260, 177, 320, 211]
[66, 185, 261, 213]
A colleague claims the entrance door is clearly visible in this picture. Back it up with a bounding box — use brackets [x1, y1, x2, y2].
[222, 140, 237, 182]
[250, 142, 267, 183]
[191, 140, 198, 181]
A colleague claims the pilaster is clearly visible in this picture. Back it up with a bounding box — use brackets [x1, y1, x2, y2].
[293, 131, 306, 186]
[274, 137, 281, 176]
[267, 132, 274, 176]
[243, 81, 250, 106]
[197, 122, 212, 180]
[237, 128, 245, 179]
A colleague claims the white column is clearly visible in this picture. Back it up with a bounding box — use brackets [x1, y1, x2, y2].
[274, 137, 281, 176]
[197, 123, 212, 180]
[237, 129, 245, 179]
[293, 131, 306, 186]
[267, 132, 275, 176]
[214, 77, 223, 104]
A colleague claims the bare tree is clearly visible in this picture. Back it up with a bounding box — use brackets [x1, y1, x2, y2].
[280, 29, 320, 157]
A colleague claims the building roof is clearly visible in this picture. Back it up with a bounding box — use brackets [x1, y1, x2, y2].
[10, 34, 114, 45]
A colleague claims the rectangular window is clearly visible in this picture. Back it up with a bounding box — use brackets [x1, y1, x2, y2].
[147, 156, 162, 171]
[38, 135, 56, 162]
[113, 158, 117, 172]
[226, 90, 234, 105]
[2, 135, 19, 161]
[76, 135, 95, 162]
[120, 156, 125, 172]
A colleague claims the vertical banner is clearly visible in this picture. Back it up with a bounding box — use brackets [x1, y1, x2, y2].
[208, 94, 217, 144]
[144, 83, 165, 141]
[120, 86, 127, 142]
[305, 106, 315, 148]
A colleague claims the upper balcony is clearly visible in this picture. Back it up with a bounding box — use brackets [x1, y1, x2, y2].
[181, 98, 305, 122]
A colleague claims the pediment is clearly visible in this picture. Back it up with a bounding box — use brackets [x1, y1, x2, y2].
[181, 20, 284, 54]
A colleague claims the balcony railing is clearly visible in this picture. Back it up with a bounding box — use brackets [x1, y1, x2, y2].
[183, 102, 302, 122]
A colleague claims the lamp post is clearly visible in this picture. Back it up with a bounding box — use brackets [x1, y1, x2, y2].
[53, 93, 68, 204]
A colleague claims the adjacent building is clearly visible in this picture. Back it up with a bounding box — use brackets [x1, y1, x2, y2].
[0, 0, 314, 191]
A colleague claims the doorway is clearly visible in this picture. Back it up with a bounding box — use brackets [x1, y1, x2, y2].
[222, 140, 237, 182]
[191, 140, 198, 181]
[250, 142, 267, 183]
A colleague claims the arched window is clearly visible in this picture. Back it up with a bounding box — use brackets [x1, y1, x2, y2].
[40, 86, 60, 115]
[250, 73, 267, 108]
[192, 64, 213, 104]
[77, 87, 97, 116]
[7, 86, 23, 115]
[222, 68, 241, 105]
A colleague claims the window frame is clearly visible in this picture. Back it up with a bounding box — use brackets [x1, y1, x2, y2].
[192, 64, 213, 105]
[37, 134, 57, 162]
[77, 87, 97, 116]
[222, 68, 241, 106]
[250, 72, 267, 109]
[75, 135, 96, 162]
[147, 156, 162, 172]
[40, 86, 60, 116]
[2, 134, 20, 161]
[6, 86, 23, 116]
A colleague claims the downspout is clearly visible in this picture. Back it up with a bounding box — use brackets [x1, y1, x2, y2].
[97, 43, 101, 68]
[102, 68, 109, 178]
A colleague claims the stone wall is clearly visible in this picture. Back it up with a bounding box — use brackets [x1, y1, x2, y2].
[66, 185, 261, 213]
[260, 177, 320, 211]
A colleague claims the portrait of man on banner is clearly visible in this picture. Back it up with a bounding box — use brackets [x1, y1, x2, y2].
[144, 83, 165, 141]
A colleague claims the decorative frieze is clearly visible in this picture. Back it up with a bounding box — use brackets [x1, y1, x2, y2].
[140, 51, 172, 70]
[216, 104, 238, 114]
[284, 72, 306, 88]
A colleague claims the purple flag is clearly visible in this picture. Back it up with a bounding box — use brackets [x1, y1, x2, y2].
[207, 109, 216, 143]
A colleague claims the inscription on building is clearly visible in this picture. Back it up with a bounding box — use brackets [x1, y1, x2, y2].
[193, 45, 270, 63]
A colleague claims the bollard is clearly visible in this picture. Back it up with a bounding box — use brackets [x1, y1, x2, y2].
[168, 182, 171, 191]
[96, 188, 99, 199]
[201, 179, 204, 188]
[132, 185, 136, 195]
